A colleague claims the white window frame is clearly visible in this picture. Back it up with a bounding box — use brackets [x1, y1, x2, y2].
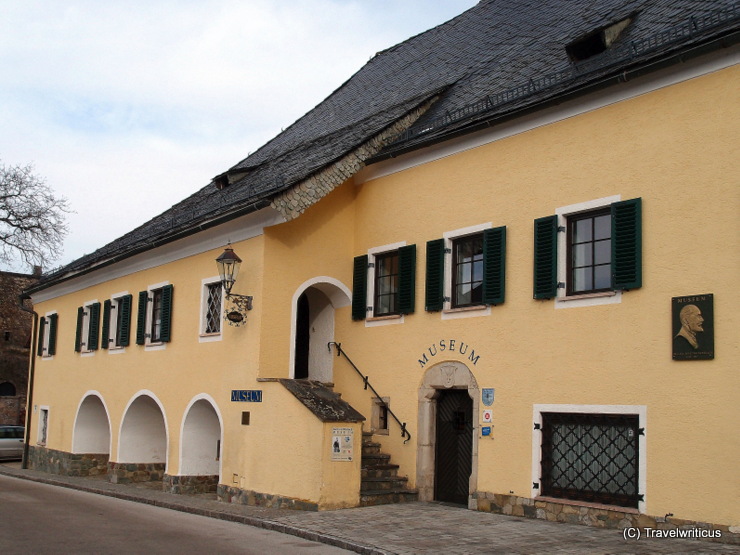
[199, 276, 224, 342]
[107, 291, 130, 354]
[144, 281, 169, 351]
[531, 403, 647, 513]
[40, 311, 57, 360]
[80, 299, 99, 356]
[441, 222, 492, 320]
[365, 241, 406, 327]
[37, 405, 49, 446]
[555, 195, 622, 309]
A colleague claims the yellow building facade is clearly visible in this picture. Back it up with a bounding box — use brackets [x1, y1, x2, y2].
[25, 0, 739, 541]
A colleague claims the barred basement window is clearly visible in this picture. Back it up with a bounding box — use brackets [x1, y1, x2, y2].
[540, 412, 641, 508]
[205, 282, 223, 334]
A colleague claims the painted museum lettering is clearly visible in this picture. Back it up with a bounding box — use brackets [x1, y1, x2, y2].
[418, 339, 480, 368]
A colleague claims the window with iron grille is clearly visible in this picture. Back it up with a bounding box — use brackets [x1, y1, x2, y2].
[540, 412, 641, 508]
[205, 282, 222, 334]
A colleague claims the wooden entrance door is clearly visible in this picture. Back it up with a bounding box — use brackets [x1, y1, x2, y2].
[434, 389, 473, 504]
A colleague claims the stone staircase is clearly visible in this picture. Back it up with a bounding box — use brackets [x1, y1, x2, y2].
[360, 431, 418, 506]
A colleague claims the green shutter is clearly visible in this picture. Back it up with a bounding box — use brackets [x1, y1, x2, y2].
[483, 226, 506, 305]
[75, 306, 84, 352]
[398, 244, 416, 315]
[533, 215, 558, 299]
[425, 238, 445, 311]
[612, 197, 642, 290]
[351, 255, 368, 321]
[119, 294, 132, 347]
[136, 291, 148, 345]
[101, 300, 111, 350]
[37, 317, 46, 357]
[159, 284, 174, 343]
[47, 313, 58, 356]
[87, 302, 101, 351]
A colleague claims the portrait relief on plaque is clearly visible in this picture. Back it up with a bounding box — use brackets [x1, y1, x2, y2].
[672, 294, 714, 360]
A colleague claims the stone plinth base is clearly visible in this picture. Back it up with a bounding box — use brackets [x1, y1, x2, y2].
[163, 473, 218, 494]
[27, 445, 109, 476]
[217, 484, 318, 511]
[108, 461, 165, 484]
[473, 491, 738, 545]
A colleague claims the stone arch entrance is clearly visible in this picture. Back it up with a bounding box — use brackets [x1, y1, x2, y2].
[114, 392, 168, 483]
[73, 393, 111, 454]
[416, 361, 479, 505]
[180, 396, 222, 476]
[290, 277, 351, 382]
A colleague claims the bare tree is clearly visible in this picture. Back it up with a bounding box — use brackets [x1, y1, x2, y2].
[0, 160, 70, 270]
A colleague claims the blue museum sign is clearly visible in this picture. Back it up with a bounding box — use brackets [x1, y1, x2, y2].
[231, 390, 263, 402]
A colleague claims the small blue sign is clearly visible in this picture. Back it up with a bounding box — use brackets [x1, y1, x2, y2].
[481, 426, 491, 436]
[231, 390, 262, 402]
[482, 388, 495, 406]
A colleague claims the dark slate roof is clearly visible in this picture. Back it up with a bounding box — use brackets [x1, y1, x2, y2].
[277, 379, 366, 423]
[33, 0, 739, 290]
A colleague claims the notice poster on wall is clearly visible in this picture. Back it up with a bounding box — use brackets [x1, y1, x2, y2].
[331, 427, 354, 461]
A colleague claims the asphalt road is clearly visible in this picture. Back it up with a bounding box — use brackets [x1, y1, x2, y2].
[0, 474, 352, 554]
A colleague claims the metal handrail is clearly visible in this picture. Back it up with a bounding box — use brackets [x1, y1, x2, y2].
[328, 342, 411, 444]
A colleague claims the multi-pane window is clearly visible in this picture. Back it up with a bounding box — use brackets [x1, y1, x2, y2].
[150, 288, 164, 342]
[567, 208, 611, 295]
[374, 251, 399, 316]
[352, 244, 416, 321]
[452, 234, 484, 307]
[540, 412, 641, 508]
[102, 295, 132, 350]
[136, 284, 173, 345]
[37, 313, 58, 357]
[114, 298, 127, 347]
[204, 283, 222, 334]
[533, 197, 641, 300]
[74, 303, 100, 353]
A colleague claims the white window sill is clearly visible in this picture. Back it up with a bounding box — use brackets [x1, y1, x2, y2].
[365, 314, 404, 327]
[144, 342, 166, 352]
[555, 290, 622, 309]
[108, 346, 126, 354]
[442, 304, 491, 320]
[199, 332, 223, 343]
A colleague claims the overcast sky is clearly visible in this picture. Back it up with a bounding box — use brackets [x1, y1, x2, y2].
[1, 0, 478, 273]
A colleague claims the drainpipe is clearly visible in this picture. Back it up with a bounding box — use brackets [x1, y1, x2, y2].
[18, 292, 38, 470]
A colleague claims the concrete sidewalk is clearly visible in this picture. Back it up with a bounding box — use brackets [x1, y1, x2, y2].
[0, 463, 735, 555]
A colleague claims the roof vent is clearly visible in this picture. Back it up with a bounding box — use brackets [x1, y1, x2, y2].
[213, 170, 249, 190]
[567, 16, 634, 62]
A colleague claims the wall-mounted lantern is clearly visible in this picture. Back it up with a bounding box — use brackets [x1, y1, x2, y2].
[216, 246, 253, 326]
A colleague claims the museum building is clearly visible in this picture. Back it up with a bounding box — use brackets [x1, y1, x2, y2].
[23, 0, 739, 541]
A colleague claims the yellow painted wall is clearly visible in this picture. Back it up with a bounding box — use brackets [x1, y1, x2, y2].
[29, 64, 738, 522]
[256, 65, 738, 523]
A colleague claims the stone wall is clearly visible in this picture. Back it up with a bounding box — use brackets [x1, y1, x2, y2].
[28, 445, 108, 476]
[218, 484, 318, 511]
[108, 461, 165, 484]
[0, 395, 25, 426]
[473, 491, 739, 545]
[163, 473, 218, 495]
